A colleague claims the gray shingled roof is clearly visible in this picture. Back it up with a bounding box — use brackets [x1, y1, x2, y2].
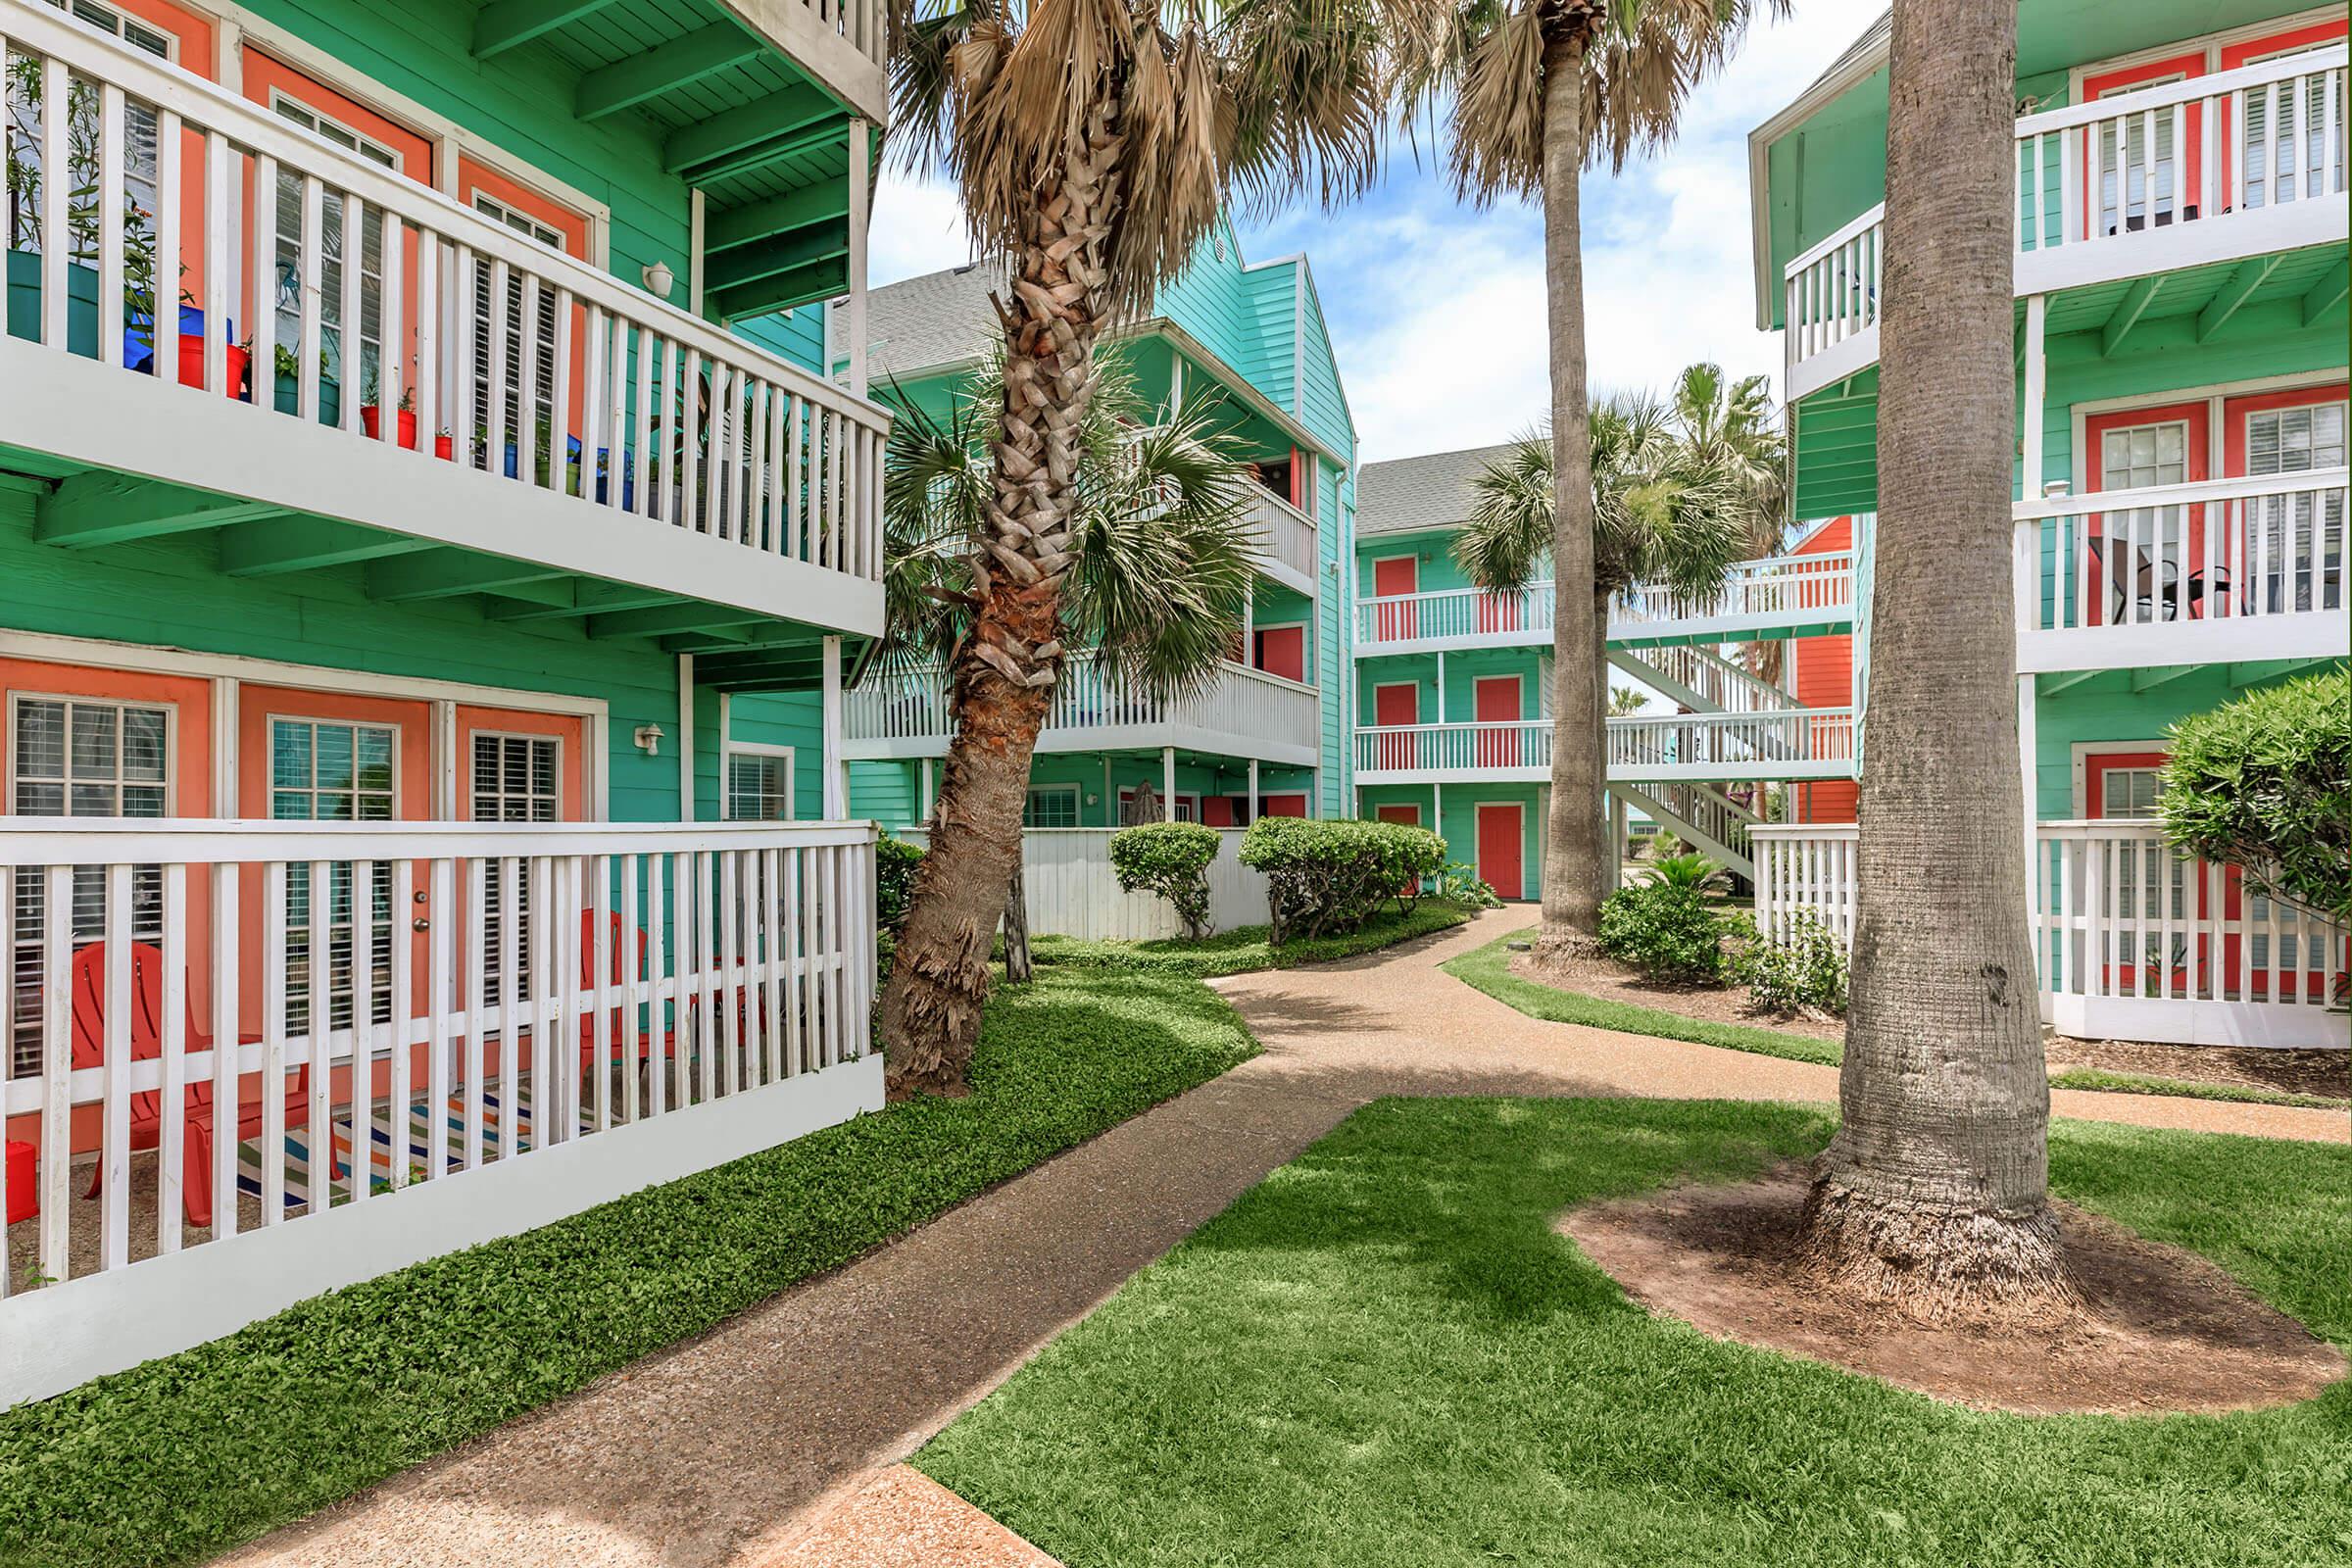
[830, 261, 1010, 382]
[1355, 443, 1521, 538]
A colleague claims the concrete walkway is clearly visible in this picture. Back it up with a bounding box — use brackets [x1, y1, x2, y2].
[217, 909, 2347, 1568]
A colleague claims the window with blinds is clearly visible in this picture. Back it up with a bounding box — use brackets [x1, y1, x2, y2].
[2236, 44, 2340, 209]
[725, 750, 794, 821]
[8, 697, 171, 1078]
[269, 95, 398, 400]
[7, 2, 166, 297]
[2244, 400, 2347, 613]
[2094, 74, 2187, 234]
[473, 733, 561, 1000]
[270, 718, 397, 1036]
[467, 194, 565, 467]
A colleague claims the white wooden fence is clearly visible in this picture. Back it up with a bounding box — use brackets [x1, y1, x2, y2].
[844, 657, 1319, 763]
[0, 818, 878, 1406]
[0, 3, 887, 580]
[1750, 820, 2349, 1049]
[903, 828, 1272, 942]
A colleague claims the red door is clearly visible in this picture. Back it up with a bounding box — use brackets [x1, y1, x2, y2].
[1254, 626, 1305, 683]
[1374, 682, 1418, 770]
[1262, 795, 1308, 818]
[1474, 676, 1521, 767]
[1476, 805, 1523, 901]
[1375, 805, 1421, 827]
[1373, 557, 1417, 642]
[2078, 49, 2207, 241]
[1200, 796, 1236, 827]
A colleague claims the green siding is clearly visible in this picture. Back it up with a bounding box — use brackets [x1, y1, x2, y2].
[723, 690, 828, 819]
[1356, 783, 1544, 901]
[2031, 664, 2340, 819]
[0, 487, 688, 820]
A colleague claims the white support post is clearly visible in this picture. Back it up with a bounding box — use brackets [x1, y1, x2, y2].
[918, 757, 934, 824]
[1248, 759, 1259, 822]
[1161, 746, 1177, 816]
[677, 655, 696, 822]
[1241, 579, 1254, 662]
[1168, 355, 1183, 416]
[822, 636, 847, 818]
[1610, 793, 1629, 894]
[2021, 293, 2047, 498]
[689, 189, 706, 318]
[847, 120, 869, 399]
[2018, 673, 2037, 924]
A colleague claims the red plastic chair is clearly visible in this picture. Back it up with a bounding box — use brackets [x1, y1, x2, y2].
[576, 910, 675, 1067]
[70, 941, 325, 1229]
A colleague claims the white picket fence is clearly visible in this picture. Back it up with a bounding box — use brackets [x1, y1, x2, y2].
[902, 828, 1271, 942]
[0, 817, 880, 1406]
[1750, 820, 2349, 1049]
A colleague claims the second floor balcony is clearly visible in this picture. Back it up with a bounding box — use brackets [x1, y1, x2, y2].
[0, 4, 889, 654]
[1353, 549, 1857, 657]
[1352, 708, 1859, 786]
[842, 654, 1322, 768]
[2013, 467, 2348, 672]
[1785, 42, 2349, 401]
[1249, 488, 1319, 596]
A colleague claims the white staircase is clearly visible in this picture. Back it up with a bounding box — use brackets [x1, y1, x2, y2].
[1616, 779, 1762, 881]
[1611, 645, 1793, 715]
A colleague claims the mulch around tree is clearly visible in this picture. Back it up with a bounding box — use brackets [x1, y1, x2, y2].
[1561, 1163, 2348, 1416]
[1512, 952, 1844, 1041]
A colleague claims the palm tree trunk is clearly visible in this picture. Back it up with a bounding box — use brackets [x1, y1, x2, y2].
[1798, 0, 2070, 1318]
[1538, 33, 1607, 958]
[879, 107, 1118, 1098]
[1001, 858, 1033, 985]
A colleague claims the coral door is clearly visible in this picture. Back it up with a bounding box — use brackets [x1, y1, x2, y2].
[1373, 682, 1418, 770]
[1474, 676, 1521, 767]
[2082, 401, 2209, 625]
[1253, 626, 1305, 683]
[2222, 385, 2347, 617]
[1372, 557, 1417, 641]
[1476, 804, 1522, 901]
[2079, 49, 2207, 240]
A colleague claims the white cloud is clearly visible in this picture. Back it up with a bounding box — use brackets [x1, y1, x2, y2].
[858, 0, 1889, 462]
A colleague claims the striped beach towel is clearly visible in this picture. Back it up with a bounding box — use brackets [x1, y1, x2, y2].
[234, 1088, 570, 1212]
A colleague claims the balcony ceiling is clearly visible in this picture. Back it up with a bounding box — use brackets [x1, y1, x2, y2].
[468, 0, 882, 318]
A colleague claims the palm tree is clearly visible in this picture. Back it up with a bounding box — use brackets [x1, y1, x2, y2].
[1455, 396, 1752, 937]
[1401, 0, 1781, 956]
[1670, 362, 1792, 684]
[877, 0, 1388, 1094]
[1795, 0, 2070, 1319]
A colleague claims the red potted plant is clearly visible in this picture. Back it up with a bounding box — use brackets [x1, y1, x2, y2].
[359, 373, 420, 449]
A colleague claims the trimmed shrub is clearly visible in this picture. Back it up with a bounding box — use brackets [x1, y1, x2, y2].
[1738, 910, 1849, 1015]
[1597, 858, 1733, 985]
[1109, 821, 1223, 939]
[1439, 861, 1503, 909]
[2159, 668, 2350, 921]
[1239, 817, 1448, 945]
[877, 833, 925, 935]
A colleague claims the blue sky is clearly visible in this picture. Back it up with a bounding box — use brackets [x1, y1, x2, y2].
[865, 0, 1886, 465]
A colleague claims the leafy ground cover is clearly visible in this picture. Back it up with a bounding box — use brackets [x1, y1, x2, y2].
[919, 1098, 2352, 1568]
[0, 968, 1259, 1568]
[1447, 931, 2347, 1109]
[1030, 898, 1474, 980]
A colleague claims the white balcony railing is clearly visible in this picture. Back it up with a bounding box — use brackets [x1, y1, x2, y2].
[1611, 550, 1857, 636]
[1354, 720, 1553, 776]
[1250, 491, 1318, 589]
[1607, 708, 1858, 779]
[1752, 819, 2349, 1050]
[1787, 44, 2349, 392]
[0, 4, 886, 602]
[1625, 644, 1800, 715]
[2012, 469, 2347, 664]
[0, 817, 878, 1404]
[843, 655, 1321, 762]
[1355, 582, 1555, 649]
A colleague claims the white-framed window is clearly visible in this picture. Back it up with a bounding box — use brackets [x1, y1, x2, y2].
[469, 191, 566, 467]
[2093, 73, 2189, 234]
[48, 0, 172, 57]
[270, 716, 398, 1035]
[8, 694, 172, 1077]
[2244, 398, 2347, 613]
[269, 92, 401, 403]
[2098, 766, 2164, 819]
[472, 732, 562, 999]
[1022, 785, 1080, 829]
[725, 746, 795, 821]
[2236, 39, 2343, 209]
[9, 3, 167, 283]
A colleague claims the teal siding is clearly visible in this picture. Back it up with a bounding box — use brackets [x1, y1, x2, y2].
[724, 691, 829, 819]
[0, 487, 685, 820]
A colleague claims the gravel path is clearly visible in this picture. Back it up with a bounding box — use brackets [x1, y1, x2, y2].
[215, 908, 2347, 1568]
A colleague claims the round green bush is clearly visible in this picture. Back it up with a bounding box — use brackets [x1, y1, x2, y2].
[1239, 817, 1449, 945]
[1109, 821, 1224, 939]
[2159, 668, 2350, 921]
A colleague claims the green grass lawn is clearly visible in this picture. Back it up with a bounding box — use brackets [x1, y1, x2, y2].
[1442, 929, 1840, 1065]
[1030, 897, 1475, 979]
[1446, 932, 2348, 1110]
[918, 1099, 2352, 1568]
[0, 969, 1259, 1568]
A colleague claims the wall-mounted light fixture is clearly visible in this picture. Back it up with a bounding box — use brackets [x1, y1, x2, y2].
[632, 723, 666, 756]
[642, 261, 676, 300]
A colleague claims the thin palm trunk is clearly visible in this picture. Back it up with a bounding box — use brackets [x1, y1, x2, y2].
[880, 107, 1117, 1097]
[1539, 34, 1606, 956]
[1798, 0, 2070, 1316]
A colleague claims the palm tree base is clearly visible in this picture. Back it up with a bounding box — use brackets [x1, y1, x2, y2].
[1532, 927, 1606, 964]
[1796, 1171, 2082, 1326]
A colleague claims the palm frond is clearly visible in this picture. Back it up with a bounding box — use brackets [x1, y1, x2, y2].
[1455, 429, 1553, 591]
